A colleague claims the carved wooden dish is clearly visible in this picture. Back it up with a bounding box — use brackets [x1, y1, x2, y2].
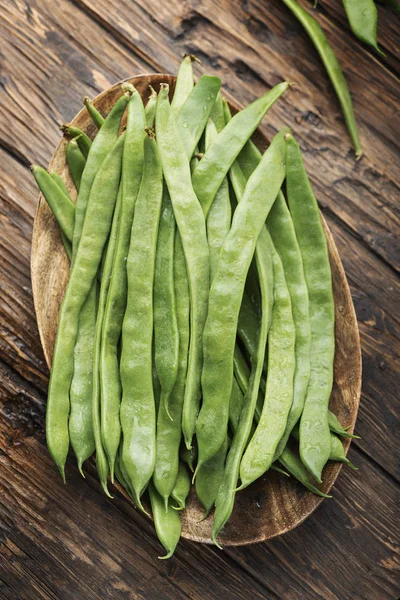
[31, 74, 361, 547]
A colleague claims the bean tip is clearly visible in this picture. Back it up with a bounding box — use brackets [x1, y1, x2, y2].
[159, 82, 169, 92]
[145, 126, 156, 140]
[82, 96, 91, 106]
[183, 53, 202, 65]
[122, 83, 135, 96]
[148, 85, 157, 98]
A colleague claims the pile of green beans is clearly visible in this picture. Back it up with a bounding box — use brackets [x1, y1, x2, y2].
[32, 56, 358, 558]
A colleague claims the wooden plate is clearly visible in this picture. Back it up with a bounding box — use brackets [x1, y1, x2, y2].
[31, 74, 361, 546]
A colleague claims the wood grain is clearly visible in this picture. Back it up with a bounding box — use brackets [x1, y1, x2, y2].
[1, 0, 399, 597]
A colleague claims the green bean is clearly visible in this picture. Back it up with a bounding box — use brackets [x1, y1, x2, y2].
[328, 411, 360, 439]
[91, 187, 122, 490]
[286, 133, 335, 483]
[196, 436, 228, 518]
[50, 172, 70, 199]
[191, 81, 290, 216]
[292, 425, 358, 469]
[278, 447, 332, 498]
[31, 166, 75, 242]
[268, 192, 311, 460]
[144, 86, 157, 127]
[205, 101, 231, 281]
[46, 135, 124, 479]
[212, 234, 272, 545]
[170, 462, 191, 511]
[239, 243, 296, 489]
[60, 124, 92, 159]
[69, 285, 97, 475]
[282, 0, 362, 158]
[72, 87, 132, 260]
[156, 84, 209, 451]
[197, 128, 287, 470]
[154, 188, 179, 420]
[101, 90, 146, 476]
[149, 482, 181, 559]
[66, 138, 86, 191]
[120, 134, 163, 509]
[176, 75, 221, 158]
[170, 54, 198, 112]
[83, 96, 105, 129]
[343, 0, 385, 56]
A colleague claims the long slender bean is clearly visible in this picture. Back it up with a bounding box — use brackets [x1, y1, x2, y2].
[239, 243, 296, 489]
[47, 135, 124, 479]
[100, 90, 146, 477]
[197, 128, 287, 470]
[83, 96, 105, 129]
[156, 84, 209, 451]
[120, 134, 163, 508]
[286, 133, 335, 483]
[170, 54, 198, 112]
[282, 0, 362, 158]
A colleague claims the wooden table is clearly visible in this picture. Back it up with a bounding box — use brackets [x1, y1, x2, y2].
[0, 1, 399, 598]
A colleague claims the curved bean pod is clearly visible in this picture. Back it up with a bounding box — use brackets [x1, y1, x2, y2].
[292, 425, 358, 469]
[278, 447, 332, 498]
[60, 124, 92, 159]
[195, 436, 228, 518]
[83, 96, 105, 129]
[156, 84, 209, 451]
[149, 482, 181, 560]
[197, 128, 287, 470]
[120, 134, 163, 508]
[170, 462, 191, 511]
[286, 133, 335, 483]
[282, 0, 362, 158]
[328, 410, 360, 439]
[170, 54, 198, 112]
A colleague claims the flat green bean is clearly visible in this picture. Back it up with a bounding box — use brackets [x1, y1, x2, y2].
[278, 447, 332, 498]
[156, 84, 209, 451]
[47, 135, 124, 479]
[197, 128, 287, 470]
[60, 124, 92, 159]
[170, 462, 191, 510]
[170, 54, 198, 112]
[66, 138, 86, 191]
[282, 0, 362, 158]
[83, 96, 105, 128]
[120, 134, 163, 508]
[100, 90, 146, 477]
[239, 243, 296, 489]
[149, 482, 181, 559]
[343, 0, 385, 55]
[196, 436, 228, 518]
[286, 133, 335, 483]
[328, 410, 360, 439]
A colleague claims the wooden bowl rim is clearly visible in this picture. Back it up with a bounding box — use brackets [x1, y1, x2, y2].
[31, 73, 362, 546]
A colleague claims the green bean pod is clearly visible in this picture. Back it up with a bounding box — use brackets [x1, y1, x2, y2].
[286, 133, 335, 483]
[66, 138, 86, 191]
[197, 129, 288, 470]
[50, 172, 70, 199]
[83, 96, 105, 129]
[31, 166, 75, 242]
[343, 0, 385, 56]
[278, 447, 332, 498]
[46, 135, 124, 480]
[60, 124, 92, 159]
[176, 75, 221, 158]
[292, 425, 358, 469]
[145, 86, 157, 127]
[91, 187, 122, 491]
[149, 482, 181, 560]
[101, 90, 146, 476]
[328, 410, 360, 439]
[170, 463, 191, 511]
[192, 81, 290, 216]
[229, 377, 245, 433]
[196, 437, 228, 518]
[72, 87, 132, 260]
[154, 187, 179, 420]
[120, 134, 163, 508]
[170, 54, 198, 112]
[239, 243, 296, 489]
[156, 84, 210, 451]
[282, 0, 362, 158]
[180, 443, 196, 474]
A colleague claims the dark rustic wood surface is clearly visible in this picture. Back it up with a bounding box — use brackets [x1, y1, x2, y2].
[0, 0, 399, 598]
